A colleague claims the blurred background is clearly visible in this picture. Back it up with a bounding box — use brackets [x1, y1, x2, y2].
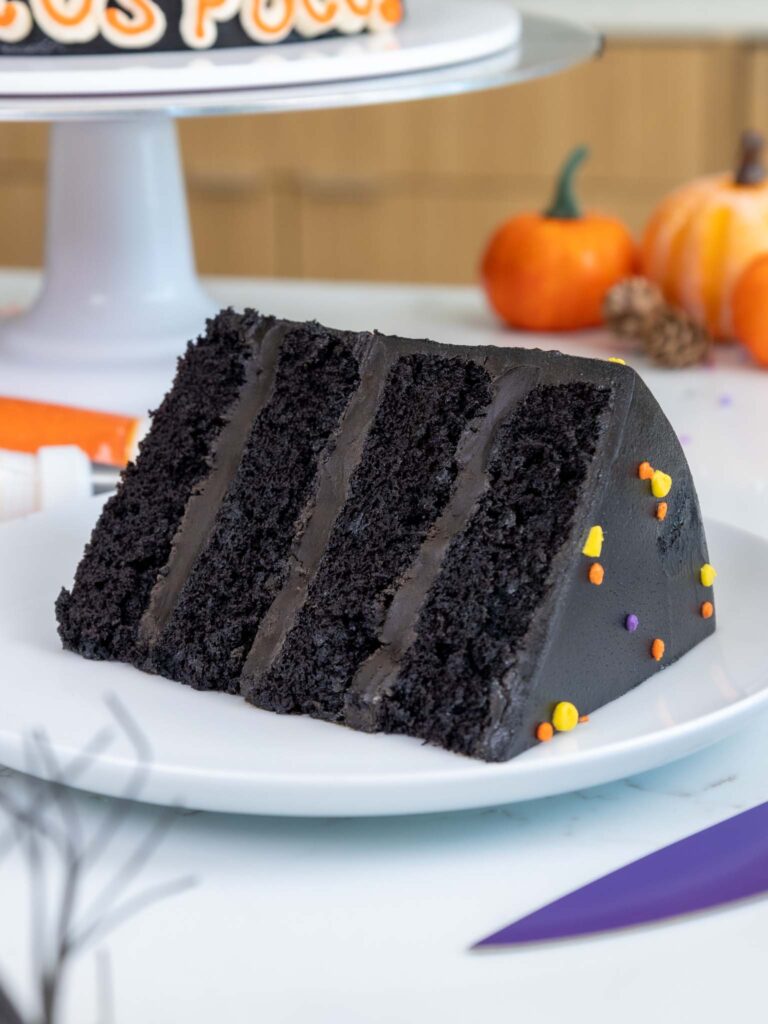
[2, 0, 766, 284]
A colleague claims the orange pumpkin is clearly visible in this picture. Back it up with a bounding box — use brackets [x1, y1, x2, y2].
[732, 253, 768, 366]
[642, 130, 768, 340]
[481, 147, 636, 331]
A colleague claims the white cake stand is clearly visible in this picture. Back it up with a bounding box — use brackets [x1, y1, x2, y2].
[0, 3, 599, 377]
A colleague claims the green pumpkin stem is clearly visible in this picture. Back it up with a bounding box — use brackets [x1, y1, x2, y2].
[545, 145, 590, 219]
[735, 130, 766, 186]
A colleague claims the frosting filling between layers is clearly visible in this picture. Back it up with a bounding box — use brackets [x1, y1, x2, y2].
[139, 320, 287, 651]
[56, 310, 264, 664]
[142, 324, 362, 692]
[344, 363, 542, 732]
[378, 381, 612, 760]
[241, 337, 393, 683]
[245, 352, 493, 721]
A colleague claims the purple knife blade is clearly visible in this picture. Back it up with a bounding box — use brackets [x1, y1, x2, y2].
[474, 800, 768, 947]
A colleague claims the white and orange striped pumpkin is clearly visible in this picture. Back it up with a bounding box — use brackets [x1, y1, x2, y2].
[641, 131, 768, 340]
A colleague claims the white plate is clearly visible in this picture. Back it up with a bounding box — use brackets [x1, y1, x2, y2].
[0, 0, 520, 97]
[0, 501, 764, 817]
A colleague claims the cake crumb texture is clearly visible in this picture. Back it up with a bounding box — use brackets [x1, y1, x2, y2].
[249, 354, 492, 720]
[382, 383, 611, 761]
[150, 325, 360, 692]
[56, 311, 265, 663]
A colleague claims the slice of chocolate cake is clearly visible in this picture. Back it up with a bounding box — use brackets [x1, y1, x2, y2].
[57, 312, 715, 762]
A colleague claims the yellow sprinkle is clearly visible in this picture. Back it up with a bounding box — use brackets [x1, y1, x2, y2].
[608, 357, 626, 365]
[700, 563, 717, 588]
[552, 701, 580, 733]
[651, 470, 672, 498]
[582, 525, 604, 559]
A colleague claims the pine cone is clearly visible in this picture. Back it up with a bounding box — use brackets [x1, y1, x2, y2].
[603, 277, 666, 340]
[643, 308, 711, 368]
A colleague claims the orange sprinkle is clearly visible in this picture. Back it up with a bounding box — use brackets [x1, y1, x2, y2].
[656, 502, 668, 521]
[638, 461, 654, 480]
[651, 638, 666, 662]
[536, 722, 554, 743]
[579, 715, 590, 724]
[589, 563, 605, 586]
[701, 601, 714, 619]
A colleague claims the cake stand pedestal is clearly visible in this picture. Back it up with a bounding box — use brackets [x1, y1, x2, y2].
[2, 117, 213, 365]
[0, 4, 600, 387]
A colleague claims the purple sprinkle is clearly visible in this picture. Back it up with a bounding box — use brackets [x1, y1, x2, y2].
[678, 433, 693, 447]
[719, 394, 733, 407]
[626, 614, 639, 633]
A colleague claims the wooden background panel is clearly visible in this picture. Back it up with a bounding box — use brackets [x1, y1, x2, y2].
[290, 183, 523, 283]
[0, 178, 45, 269]
[179, 115, 282, 177]
[257, 40, 743, 181]
[0, 123, 47, 170]
[0, 39, 754, 282]
[187, 177, 279, 277]
[290, 177, 675, 283]
[0, 124, 47, 271]
[743, 44, 768, 139]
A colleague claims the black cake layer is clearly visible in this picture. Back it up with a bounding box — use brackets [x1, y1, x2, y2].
[57, 311, 715, 762]
[146, 323, 361, 693]
[374, 382, 611, 761]
[56, 310, 267, 663]
[247, 353, 492, 720]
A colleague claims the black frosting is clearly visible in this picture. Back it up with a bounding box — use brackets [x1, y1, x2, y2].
[57, 311, 715, 762]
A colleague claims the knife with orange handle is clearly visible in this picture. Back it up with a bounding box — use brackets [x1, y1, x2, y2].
[0, 396, 147, 467]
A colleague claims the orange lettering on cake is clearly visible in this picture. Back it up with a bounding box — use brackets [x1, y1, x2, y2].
[0, 0, 34, 40]
[105, 0, 153, 34]
[0, 1, 18, 24]
[101, 0, 165, 45]
[196, 0, 229, 39]
[302, 0, 337, 23]
[28, 0, 101, 40]
[39, 0, 91, 27]
[345, 0, 372, 13]
[378, 0, 401, 24]
[180, 0, 239, 46]
[247, 0, 293, 34]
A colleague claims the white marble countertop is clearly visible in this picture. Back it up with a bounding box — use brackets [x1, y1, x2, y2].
[520, 0, 768, 38]
[0, 272, 766, 1023]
